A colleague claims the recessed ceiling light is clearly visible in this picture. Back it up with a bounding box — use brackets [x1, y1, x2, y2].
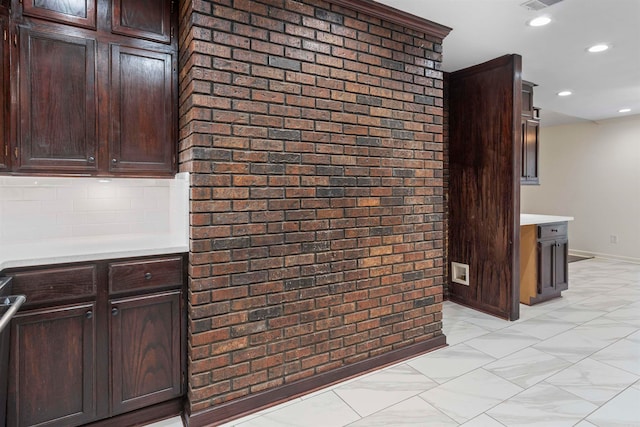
[618, 108, 631, 113]
[528, 16, 551, 27]
[557, 91, 572, 97]
[587, 44, 609, 53]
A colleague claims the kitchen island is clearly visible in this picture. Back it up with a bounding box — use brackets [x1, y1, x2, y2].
[520, 214, 574, 305]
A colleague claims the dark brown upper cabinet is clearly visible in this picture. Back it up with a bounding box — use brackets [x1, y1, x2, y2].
[109, 44, 175, 175]
[17, 24, 99, 174]
[21, 0, 97, 30]
[112, 0, 172, 44]
[3, 0, 177, 177]
[522, 80, 535, 118]
[0, 13, 8, 171]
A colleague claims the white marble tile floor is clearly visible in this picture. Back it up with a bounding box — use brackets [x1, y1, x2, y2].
[146, 258, 640, 427]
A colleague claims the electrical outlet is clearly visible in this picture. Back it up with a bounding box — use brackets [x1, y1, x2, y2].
[610, 235, 618, 244]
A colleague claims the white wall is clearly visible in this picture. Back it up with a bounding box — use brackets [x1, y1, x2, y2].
[521, 114, 640, 262]
[0, 173, 189, 245]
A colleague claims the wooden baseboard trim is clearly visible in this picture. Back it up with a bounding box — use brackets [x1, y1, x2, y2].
[186, 335, 447, 427]
[85, 398, 184, 427]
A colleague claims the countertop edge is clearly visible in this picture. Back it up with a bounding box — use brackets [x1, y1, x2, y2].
[520, 214, 574, 226]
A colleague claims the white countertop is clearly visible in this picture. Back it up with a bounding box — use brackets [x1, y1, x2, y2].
[521, 214, 574, 226]
[0, 234, 188, 270]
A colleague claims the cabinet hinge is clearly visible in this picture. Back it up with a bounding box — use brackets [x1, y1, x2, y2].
[170, 1, 175, 14]
[14, 147, 18, 159]
[170, 27, 174, 38]
[13, 33, 17, 46]
[3, 30, 6, 42]
[4, 145, 7, 159]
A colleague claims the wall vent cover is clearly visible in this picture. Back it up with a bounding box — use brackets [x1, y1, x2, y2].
[520, 0, 564, 11]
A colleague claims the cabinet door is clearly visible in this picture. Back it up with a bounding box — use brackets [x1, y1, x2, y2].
[521, 119, 539, 184]
[8, 303, 96, 427]
[0, 15, 8, 171]
[17, 25, 98, 173]
[554, 238, 569, 291]
[21, 0, 97, 29]
[109, 44, 175, 175]
[537, 239, 555, 295]
[111, 0, 172, 44]
[524, 119, 539, 183]
[110, 291, 182, 415]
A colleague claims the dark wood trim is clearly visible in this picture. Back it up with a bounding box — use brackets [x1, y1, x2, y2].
[325, 0, 452, 40]
[84, 397, 184, 427]
[186, 335, 447, 427]
[448, 295, 509, 320]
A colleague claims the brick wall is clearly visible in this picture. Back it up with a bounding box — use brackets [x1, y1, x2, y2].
[179, 0, 446, 415]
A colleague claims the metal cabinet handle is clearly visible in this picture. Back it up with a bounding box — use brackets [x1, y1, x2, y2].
[144, 272, 152, 280]
[85, 310, 93, 319]
[551, 228, 558, 232]
[0, 295, 26, 333]
[88, 156, 95, 163]
[112, 158, 118, 164]
[112, 307, 119, 316]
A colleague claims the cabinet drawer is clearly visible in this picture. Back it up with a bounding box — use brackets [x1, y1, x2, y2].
[109, 256, 183, 294]
[9, 265, 97, 307]
[538, 223, 568, 240]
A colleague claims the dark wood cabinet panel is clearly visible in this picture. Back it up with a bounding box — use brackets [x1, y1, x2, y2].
[111, 0, 171, 44]
[17, 25, 98, 173]
[448, 54, 522, 320]
[109, 44, 175, 175]
[8, 303, 96, 427]
[0, 14, 8, 171]
[522, 80, 535, 118]
[110, 291, 182, 415]
[554, 237, 569, 291]
[108, 256, 183, 294]
[21, 0, 97, 29]
[10, 264, 97, 308]
[537, 239, 555, 295]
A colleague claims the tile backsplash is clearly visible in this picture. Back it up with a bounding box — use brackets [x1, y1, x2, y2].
[0, 173, 189, 245]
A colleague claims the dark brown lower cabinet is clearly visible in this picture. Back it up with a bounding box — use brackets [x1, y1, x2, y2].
[9, 303, 96, 427]
[534, 223, 568, 303]
[111, 291, 182, 415]
[3, 254, 185, 427]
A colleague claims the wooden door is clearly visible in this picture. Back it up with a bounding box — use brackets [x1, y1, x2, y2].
[17, 25, 98, 173]
[108, 44, 175, 175]
[8, 304, 97, 427]
[111, 0, 172, 44]
[20, 0, 97, 29]
[0, 14, 8, 171]
[448, 54, 522, 320]
[110, 291, 182, 415]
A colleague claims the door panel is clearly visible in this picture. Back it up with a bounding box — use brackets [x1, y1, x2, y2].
[8, 304, 96, 427]
[22, 0, 97, 29]
[0, 15, 8, 171]
[110, 291, 182, 415]
[109, 44, 174, 175]
[555, 238, 569, 291]
[111, 0, 171, 44]
[537, 240, 554, 295]
[448, 54, 522, 320]
[17, 25, 98, 173]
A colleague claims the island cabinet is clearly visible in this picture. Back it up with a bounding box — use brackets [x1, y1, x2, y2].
[3, 254, 186, 427]
[520, 222, 569, 305]
[5, 0, 177, 177]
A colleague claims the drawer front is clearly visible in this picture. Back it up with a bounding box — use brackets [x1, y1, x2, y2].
[9, 265, 97, 307]
[538, 223, 568, 240]
[109, 256, 183, 294]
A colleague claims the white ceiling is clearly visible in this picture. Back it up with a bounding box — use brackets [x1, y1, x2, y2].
[376, 0, 640, 126]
